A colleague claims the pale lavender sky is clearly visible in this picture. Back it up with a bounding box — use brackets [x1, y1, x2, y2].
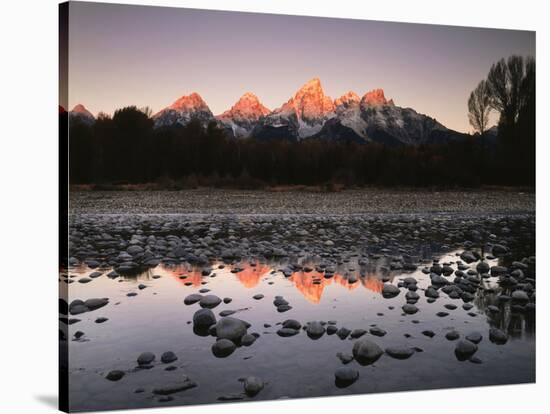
[67, 1, 535, 132]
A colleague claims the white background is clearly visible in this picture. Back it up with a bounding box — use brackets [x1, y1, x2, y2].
[0, 0, 546, 413]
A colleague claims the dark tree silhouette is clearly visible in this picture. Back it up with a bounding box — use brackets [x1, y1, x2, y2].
[488, 56, 535, 183]
[66, 61, 535, 189]
[487, 56, 535, 128]
[468, 80, 492, 135]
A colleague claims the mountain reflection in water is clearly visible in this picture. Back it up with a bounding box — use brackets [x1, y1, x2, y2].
[101, 252, 534, 339]
[158, 261, 388, 304]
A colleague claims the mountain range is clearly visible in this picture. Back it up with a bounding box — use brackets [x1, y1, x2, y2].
[69, 78, 469, 145]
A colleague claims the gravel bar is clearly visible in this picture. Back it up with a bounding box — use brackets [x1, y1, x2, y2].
[70, 189, 535, 215]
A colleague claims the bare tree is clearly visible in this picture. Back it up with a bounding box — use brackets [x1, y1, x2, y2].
[468, 80, 492, 135]
[486, 55, 533, 127]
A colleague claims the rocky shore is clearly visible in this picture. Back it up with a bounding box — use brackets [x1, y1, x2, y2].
[70, 188, 535, 215]
[62, 190, 536, 410]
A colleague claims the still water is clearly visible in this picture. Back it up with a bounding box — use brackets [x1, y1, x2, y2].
[63, 249, 535, 412]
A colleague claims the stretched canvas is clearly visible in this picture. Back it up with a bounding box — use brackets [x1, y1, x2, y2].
[59, 1, 536, 412]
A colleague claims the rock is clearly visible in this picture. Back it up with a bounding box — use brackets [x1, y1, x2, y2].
[336, 327, 351, 340]
[223, 297, 232, 304]
[95, 317, 108, 323]
[422, 330, 435, 338]
[436, 311, 449, 317]
[385, 347, 415, 360]
[252, 294, 264, 300]
[476, 261, 490, 274]
[306, 321, 326, 339]
[152, 377, 197, 395]
[282, 319, 302, 330]
[334, 367, 359, 387]
[406, 291, 420, 303]
[336, 352, 354, 364]
[137, 352, 155, 366]
[431, 274, 449, 286]
[277, 305, 292, 312]
[369, 327, 387, 337]
[382, 284, 400, 298]
[444, 304, 457, 310]
[184, 294, 203, 305]
[212, 339, 236, 357]
[199, 295, 222, 309]
[127, 245, 144, 256]
[69, 304, 88, 315]
[489, 328, 508, 344]
[511, 290, 529, 302]
[402, 304, 419, 315]
[241, 333, 257, 346]
[243, 376, 264, 396]
[460, 251, 477, 263]
[215, 317, 248, 342]
[445, 330, 460, 341]
[352, 339, 383, 365]
[425, 286, 440, 299]
[277, 328, 299, 337]
[454, 340, 478, 361]
[350, 329, 367, 339]
[78, 277, 92, 284]
[73, 331, 85, 339]
[326, 325, 338, 335]
[492, 244, 509, 256]
[106, 370, 125, 381]
[273, 297, 289, 307]
[465, 332, 482, 344]
[217, 394, 245, 401]
[491, 266, 508, 276]
[138, 284, 147, 290]
[193, 308, 216, 329]
[161, 351, 178, 364]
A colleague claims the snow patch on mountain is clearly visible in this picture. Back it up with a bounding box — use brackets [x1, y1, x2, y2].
[217, 92, 270, 138]
[153, 92, 214, 128]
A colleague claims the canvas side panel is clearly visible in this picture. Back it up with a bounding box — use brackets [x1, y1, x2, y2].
[58, 2, 69, 412]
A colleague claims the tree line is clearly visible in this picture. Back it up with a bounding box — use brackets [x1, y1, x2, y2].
[468, 55, 535, 185]
[66, 55, 534, 189]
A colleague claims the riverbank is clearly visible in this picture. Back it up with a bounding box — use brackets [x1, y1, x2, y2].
[70, 188, 535, 215]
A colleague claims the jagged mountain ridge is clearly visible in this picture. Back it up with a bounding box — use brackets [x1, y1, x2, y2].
[79, 78, 469, 145]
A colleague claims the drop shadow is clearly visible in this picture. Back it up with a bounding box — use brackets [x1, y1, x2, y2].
[34, 395, 58, 409]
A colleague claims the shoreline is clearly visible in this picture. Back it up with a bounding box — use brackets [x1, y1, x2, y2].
[70, 188, 535, 215]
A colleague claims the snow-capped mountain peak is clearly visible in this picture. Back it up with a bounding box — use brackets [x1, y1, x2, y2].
[218, 92, 270, 122]
[259, 78, 336, 139]
[216, 93, 271, 138]
[70, 103, 95, 124]
[153, 92, 214, 128]
[361, 89, 394, 107]
[148, 79, 464, 146]
[334, 91, 361, 110]
[285, 77, 335, 121]
[168, 92, 210, 112]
